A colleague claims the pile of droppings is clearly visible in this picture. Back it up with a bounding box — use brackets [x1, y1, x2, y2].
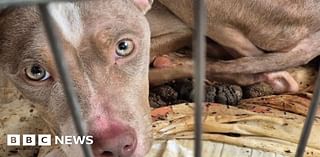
[149, 79, 243, 108]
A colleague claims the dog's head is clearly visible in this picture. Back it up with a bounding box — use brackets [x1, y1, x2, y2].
[0, 0, 153, 156]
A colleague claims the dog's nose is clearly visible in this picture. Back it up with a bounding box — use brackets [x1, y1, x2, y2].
[90, 120, 137, 157]
[96, 132, 137, 157]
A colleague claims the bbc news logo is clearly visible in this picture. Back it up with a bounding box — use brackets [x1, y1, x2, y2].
[7, 134, 93, 146]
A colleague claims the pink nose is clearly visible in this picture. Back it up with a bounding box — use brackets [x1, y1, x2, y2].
[90, 120, 137, 157]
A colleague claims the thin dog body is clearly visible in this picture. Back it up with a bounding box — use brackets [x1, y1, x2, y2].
[0, 0, 153, 157]
[150, 0, 320, 94]
[1, 0, 320, 157]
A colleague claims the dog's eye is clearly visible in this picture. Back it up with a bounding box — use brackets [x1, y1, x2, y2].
[116, 39, 134, 57]
[25, 64, 50, 81]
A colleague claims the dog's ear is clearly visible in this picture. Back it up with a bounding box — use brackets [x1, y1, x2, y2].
[132, 0, 153, 14]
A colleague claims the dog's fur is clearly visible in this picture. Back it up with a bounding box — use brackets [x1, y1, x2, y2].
[0, 0, 152, 156]
[1, 0, 320, 157]
[151, 0, 320, 93]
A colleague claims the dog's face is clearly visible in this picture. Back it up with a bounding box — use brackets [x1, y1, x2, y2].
[0, 0, 152, 156]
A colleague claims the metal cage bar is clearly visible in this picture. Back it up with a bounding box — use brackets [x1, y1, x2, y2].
[38, 4, 93, 157]
[192, 0, 207, 157]
[1, 0, 320, 157]
[0, 1, 93, 157]
[295, 65, 320, 157]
